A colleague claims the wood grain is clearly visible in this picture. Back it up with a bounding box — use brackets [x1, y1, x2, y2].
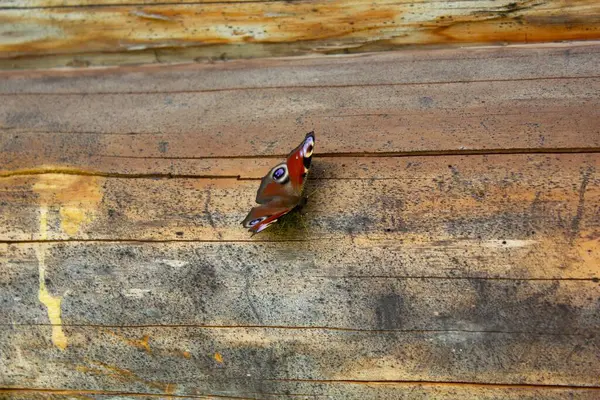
[1, 76, 599, 163]
[1, 0, 600, 69]
[2, 42, 600, 94]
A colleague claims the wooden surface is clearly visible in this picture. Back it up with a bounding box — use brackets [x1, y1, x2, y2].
[1, 0, 600, 69]
[1, 43, 600, 398]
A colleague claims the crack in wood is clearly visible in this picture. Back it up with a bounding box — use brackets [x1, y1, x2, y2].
[0, 238, 321, 244]
[1, 75, 599, 96]
[260, 379, 600, 390]
[1, 323, 596, 337]
[1, 148, 596, 171]
[4, 379, 599, 395]
[0, 387, 255, 399]
[313, 275, 600, 282]
[1, 149, 598, 182]
[0, 169, 242, 180]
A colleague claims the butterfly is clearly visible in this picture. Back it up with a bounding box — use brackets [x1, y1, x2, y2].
[242, 131, 315, 233]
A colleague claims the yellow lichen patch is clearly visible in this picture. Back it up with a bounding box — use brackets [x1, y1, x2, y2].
[33, 174, 103, 238]
[35, 205, 67, 351]
[38, 203, 49, 239]
[164, 383, 177, 397]
[138, 335, 152, 354]
[214, 352, 224, 364]
[85, 359, 172, 392]
[103, 329, 152, 355]
[32, 175, 102, 349]
[0, 166, 98, 178]
[60, 206, 94, 236]
[38, 278, 68, 350]
[164, 348, 193, 360]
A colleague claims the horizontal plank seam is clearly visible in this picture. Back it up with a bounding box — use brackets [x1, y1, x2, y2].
[2, 238, 600, 255]
[2, 75, 599, 96]
[1, 148, 599, 179]
[263, 380, 600, 390]
[3, 323, 597, 337]
[0, 238, 320, 244]
[0, 387, 253, 400]
[3, 381, 600, 393]
[97, 148, 600, 160]
[0, 170, 243, 179]
[313, 275, 600, 282]
[1, 149, 599, 178]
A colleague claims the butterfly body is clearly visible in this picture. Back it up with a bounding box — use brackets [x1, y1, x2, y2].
[242, 132, 315, 233]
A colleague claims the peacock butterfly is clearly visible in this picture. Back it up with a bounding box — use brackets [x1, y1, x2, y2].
[242, 131, 315, 233]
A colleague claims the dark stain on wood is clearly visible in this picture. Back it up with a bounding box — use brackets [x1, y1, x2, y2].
[570, 167, 593, 242]
[375, 293, 405, 330]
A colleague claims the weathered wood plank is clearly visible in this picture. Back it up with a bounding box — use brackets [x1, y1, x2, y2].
[2, 45, 599, 167]
[0, 0, 599, 64]
[2, 43, 599, 94]
[1, 78, 599, 163]
[1, 326, 599, 393]
[2, 241, 599, 330]
[1, 155, 598, 244]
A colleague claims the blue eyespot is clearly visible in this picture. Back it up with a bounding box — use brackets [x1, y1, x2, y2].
[270, 164, 289, 183]
[273, 167, 285, 180]
[249, 217, 266, 226]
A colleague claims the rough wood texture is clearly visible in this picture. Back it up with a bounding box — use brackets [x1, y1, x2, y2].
[1, 44, 600, 398]
[1, 0, 600, 69]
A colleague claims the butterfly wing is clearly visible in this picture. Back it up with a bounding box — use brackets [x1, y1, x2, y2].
[286, 130, 315, 193]
[243, 131, 315, 233]
[241, 203, 294, 233]
[256, 131, 315, 204]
